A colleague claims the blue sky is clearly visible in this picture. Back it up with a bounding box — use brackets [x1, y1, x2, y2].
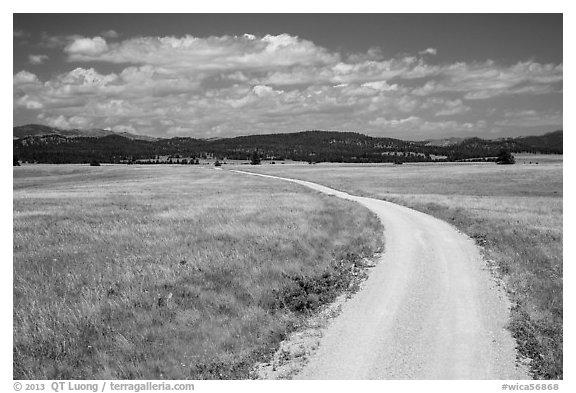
[13, 14, 563, 139]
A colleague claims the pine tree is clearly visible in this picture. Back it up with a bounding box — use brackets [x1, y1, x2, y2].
[496, 149, 515, 165]
[250, 150, 261, 165]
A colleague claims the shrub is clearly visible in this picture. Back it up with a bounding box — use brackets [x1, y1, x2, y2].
[250, 151, 261, 165]
[270, 253, 368, 315]
[496, 149, 515, 165]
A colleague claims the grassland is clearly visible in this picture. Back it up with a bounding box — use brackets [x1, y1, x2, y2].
[13, 165, 383, 379]
[239, 155, 563, 379]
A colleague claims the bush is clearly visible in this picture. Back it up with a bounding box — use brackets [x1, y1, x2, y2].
[270, 253, 368, 315]
[250, 151, 261, 165]
[496, 149, 515, 165]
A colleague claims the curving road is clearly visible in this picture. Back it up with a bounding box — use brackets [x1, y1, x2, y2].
[231, 169, 529, 380]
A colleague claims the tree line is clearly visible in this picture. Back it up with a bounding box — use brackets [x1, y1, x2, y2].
[13, 130, 562, 165]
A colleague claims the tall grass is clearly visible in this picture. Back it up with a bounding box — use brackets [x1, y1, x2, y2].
[13, 165, 383, 379]
[240, 157, 563, 379]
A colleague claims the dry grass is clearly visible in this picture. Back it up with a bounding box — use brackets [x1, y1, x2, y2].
[239, 155, 563, 379]
[13, 164, 383, 379]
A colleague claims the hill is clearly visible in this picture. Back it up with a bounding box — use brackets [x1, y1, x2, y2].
[515, 130, 563, 152]
[422, 137, 465, 147]
[13, 125, 562, 164]
[13, 124, 157, 141]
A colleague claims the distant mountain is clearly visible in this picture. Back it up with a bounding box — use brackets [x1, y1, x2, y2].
[13, 124, 61, 139]
[13, 124, 158, 142]
[439, 130, 563, 159]
[13, 125, 562, 164]
[515, 130, 562, 152]
[423, 137, 465, 147]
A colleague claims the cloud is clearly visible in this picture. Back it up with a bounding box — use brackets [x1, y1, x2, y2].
[14, 70, 40, 85]
[63, 34, 338, 71]
[361, 80, 399, 91]
[463, 83, 557, 100]
[38, 114, 92, 129]
[37, 114, 69, 128]
[495, 110, 562, 127]
[370, 116, 421, 128]
[369, 115, 487, 138]
[252, 85, 283, 98]
[58, 67, 118, 86]
[39, 32, 69, 48]
[419, 48, 438, 56]
[65, 36, 109, 57]
[15, 95, 43, 110]
[423, 98, 470, 116]
[410, 60, 562, 99]
[28, 54, 49, 65]
[100, 30, 119, 39]
[13, 33, 562, 138]
[14, 30, 29, 38]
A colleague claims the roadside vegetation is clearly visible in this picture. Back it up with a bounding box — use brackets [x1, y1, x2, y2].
[13, 165, 383, 379]
[241, 155, 563, 379]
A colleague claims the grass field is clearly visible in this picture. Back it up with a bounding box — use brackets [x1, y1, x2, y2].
[238, 155, 563, 379]
[13, 165, 383, 379]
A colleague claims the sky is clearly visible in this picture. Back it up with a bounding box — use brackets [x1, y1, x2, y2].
[13, 14, 563, 140]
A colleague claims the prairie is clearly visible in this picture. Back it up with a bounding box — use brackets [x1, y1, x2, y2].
[238, 155, 563, 379]
[13, 165, 383, 379]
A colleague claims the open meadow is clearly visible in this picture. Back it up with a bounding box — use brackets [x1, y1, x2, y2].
[237, 155, 563, 379]
[13, 165, 383, 379]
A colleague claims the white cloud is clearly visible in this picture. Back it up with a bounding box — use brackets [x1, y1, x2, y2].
[369, 115, 488, 138]
[14, 70, 40, 85]
[496, 110, 562, 127]
[28, 54, 49, 65]
[58, 67, 118, 86]
[100, 30, 119, 39]
[14, 30, 29, 38]
[252, 85, 283, 98]
[39, 114, 93, 129]
[65, 36, 109, 57]
[361, 80, 398, 91]
[13, 33, 562, 138]
[63, 34, 338, 71]
[425, 98, 470, 116]
[370, 116, 421, 128]
[15, 95, 43, 109]
[225, 71, 250, 82]
[38, 114, 70, 128]
[419, 48, 438, 56]
[39, 33, 69, 48]
[419, 60, 564, 99]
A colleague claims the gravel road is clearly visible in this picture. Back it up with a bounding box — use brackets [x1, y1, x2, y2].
[232, 170, 529, 380]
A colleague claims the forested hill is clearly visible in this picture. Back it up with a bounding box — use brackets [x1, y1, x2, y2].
[13, 125, 562, 164]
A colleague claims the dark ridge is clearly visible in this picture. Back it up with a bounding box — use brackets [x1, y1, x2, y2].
[13, 125, 562, 164]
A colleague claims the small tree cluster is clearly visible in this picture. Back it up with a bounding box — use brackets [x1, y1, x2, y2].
[496, 149, 515, 165]
[250, 151, 261, 165]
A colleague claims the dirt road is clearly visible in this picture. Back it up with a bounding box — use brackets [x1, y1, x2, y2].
[232, 170, 529, 379]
